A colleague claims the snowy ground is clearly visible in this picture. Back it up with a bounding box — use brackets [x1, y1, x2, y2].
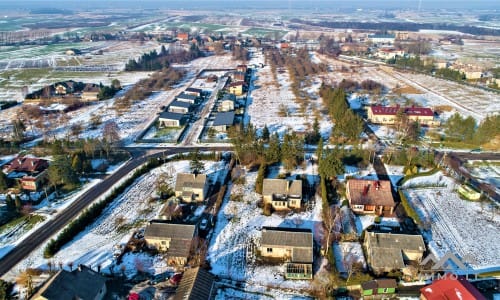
[207, 161, 322, 293]
[402, 172, 500, 271]
[2, 160, 227, 281]
[333, 242, 367, 274]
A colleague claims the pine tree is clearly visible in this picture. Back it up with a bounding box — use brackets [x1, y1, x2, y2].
[261, 124, 270, 142]
[190, 150, 205, 175]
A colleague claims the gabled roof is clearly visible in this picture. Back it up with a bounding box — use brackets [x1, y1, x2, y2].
[228, 81, 246, 88]
[365, 232, 425, 252]
[5, 156, 49, 174]
[262, 179, 302, 198]
[159, 111, 185, 121]
[185, 87, 202, 94]
[170, 100, 192, 109]
[177, 93, 197, 101]
[261, 227, 313, 264]
[144, 222, 196, 240]
[347, 179, 395, 207]
[82, 83, 100, 93]
[213, 111, 235, 126]
[361, 279, 397, 290]
[33, 265, 107, 300]
[173, 268, 215, 300]
[420, 274, 486, 300]
[369, 106, 434, 117]
[175, 173, 207, 191]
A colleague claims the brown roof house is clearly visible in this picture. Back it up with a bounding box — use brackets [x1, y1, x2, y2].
[260, 227, 313, 279]
[144, 222, 197, 266]
[364, 232, 425, 275]
[81, 84, 100, 102]
[3, 156, 49, 191]
[346, 179, 395, 215]
[175, 173, 209, 203]
[262, 179, 302, 210]
[173, 267, 215, 300]
[31, 265, 107, 300]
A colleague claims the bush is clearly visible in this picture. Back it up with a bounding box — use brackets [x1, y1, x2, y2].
[263, 203, 274, 216]
[374, 216, 381, 224]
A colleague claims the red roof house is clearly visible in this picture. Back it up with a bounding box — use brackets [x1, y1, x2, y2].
[346, 179, 395, 215]
[420, 274, 486, 300]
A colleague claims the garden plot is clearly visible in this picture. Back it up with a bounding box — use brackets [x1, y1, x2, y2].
[3, 160, 227, 281]
[402, 172, 500, 270]
[333, 242, 367, 275]
[208, 162, 323, 292]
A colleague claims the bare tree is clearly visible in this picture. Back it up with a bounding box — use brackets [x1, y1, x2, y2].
[103, 121, 120, 144]
[322, 206, 340, 255]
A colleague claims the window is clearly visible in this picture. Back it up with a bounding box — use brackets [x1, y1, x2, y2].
[161, 241, 166, 245]
[267, 248, 273, 253]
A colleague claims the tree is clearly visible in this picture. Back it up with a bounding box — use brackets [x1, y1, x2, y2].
[255, 163, 267, 194]
[11, 120, 26, 143]
[111, 79, 121, 90]
[103, 121, 120, 144]
[189, 150, 205, 175]
[48, 155, 79, 190]
[0, 172, 9, 192]
[264, 133, 281, 164]
[261, 124, 270, 142]
[318, 150, 343, 180]
[0, 279, 13, 300]
[70, 122, 83, 140]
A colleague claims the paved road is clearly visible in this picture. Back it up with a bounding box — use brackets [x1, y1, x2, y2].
[0, 146, 232, 277]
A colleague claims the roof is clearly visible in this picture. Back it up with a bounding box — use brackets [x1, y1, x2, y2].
[420, 274, 486, 300]
[261, 227, 313, 263]
[173, 268, 215, 300]
[213, 111, 235, 126]
[159, 111, 185, 121]
[367, 247, 405, 270]
[221, 93, 236, 101]
[262, 179, 302, 198]
[229, 81, 245, 88]
[361, 279, 397, 290]
[347, 179, 395, 207]
[177, 93, 197, 101]
[33, 265, 107, 300]
[4, 156, 49, 174]
[144, 222, 196, 240]
[170, 100, 192, 109]
[366, 232, 425, 252]
[185, 87, 202, 94]
[369, 106, 434, 117]
[175, 173, 207, 192]
[82, 83, 100, 93]
[369, 34, 395, 39]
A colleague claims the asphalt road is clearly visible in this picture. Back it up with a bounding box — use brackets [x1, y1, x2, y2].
[0, 146, 232, 278]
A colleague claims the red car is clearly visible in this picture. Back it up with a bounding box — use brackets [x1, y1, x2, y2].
[169, 273, 183, 285]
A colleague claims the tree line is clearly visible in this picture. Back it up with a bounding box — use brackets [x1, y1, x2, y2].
[125, 44, 203, 72]
[443, 113, 500, 145]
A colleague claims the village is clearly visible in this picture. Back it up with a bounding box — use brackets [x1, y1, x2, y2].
[0, 3, 499, 300]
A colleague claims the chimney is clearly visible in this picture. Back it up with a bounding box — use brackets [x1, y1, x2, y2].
[78, 264, 82, 272]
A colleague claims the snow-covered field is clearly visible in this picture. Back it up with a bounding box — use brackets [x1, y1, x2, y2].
[208, 161, 322, 293]
[2, 160, 227, 281]
[333, 242, 367, 274]
[402, 172, 500, 271]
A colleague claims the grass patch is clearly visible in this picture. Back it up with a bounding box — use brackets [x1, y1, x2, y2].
[392, 85, 424, 94]
[0, 214, 45, 235]
[154, 127, 181, 138]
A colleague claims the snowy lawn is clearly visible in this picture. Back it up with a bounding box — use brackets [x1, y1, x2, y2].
[402, 172, 500, 271]
[333, 242, 367, 275]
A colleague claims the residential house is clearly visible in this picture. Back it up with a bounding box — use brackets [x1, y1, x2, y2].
[176, 93, 197, 104]
[346, 179, 395, 215]
[420, 274, 486, 300]
[262, 179, 302, 210]
[81, 84, 100, 102]
[54, 84, 67, 95]
[232, 71, 245, 82]
[31, 265, 107, 300]
[174, 173, 209, 202]
[367, 106, 439, 126]
[168, 100, 192, 114]
[144, 222, 196, 266]
[375, 47, 405, 60]
[177, 33, 189, 41]
[173, 267, 215, 300]
[368, 34, 396, 45]
[3, 156, 49, 192]
[184, 87, 203, 98]
[212, 111, 235, 132]
[361, 279, 397, 297]
[227, 81, 245, 96]
[158, 112, 186, 127]
[364, 232, 425, 274]
[260, 227, 313, 280]
[236, 64, 248, 73]
[219, 94, 235, 112]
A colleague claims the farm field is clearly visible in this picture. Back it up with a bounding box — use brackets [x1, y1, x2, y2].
[402, 172, 500, 271]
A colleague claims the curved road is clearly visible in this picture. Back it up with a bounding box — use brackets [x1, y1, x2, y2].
[0, 146, 231, 277]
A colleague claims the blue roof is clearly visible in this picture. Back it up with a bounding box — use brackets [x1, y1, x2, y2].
[159, 111, 185, 121]
[170, 100, 192, 108]
[213, 111, 235, 126]
[177, 93, 197, 100]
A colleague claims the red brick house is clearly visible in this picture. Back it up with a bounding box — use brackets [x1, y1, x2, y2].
[3, 156, 49, 191]
[346, 179, 395, 215]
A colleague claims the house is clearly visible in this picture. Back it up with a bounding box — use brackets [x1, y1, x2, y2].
[262, 179, 302, 210]
[168, 100, 192, 114]
[367, 106, 439, 126]
[219, 94, 235, 112]
[212, 111, 235, 132]
[31, 265, 107, 300]
[177, 32, 189, 41]
[81, 84, 100, 102]
[346, 179, 395, 215]
[54, 84, 67, 95]
[174, 173, 208, 202]
[144, 222, 196, 266]
[368, 34, 396, 45]
[375, 47, 405, 60]
[184, 87, 203, 98]
[158, 112, 186, 127]
[236, 64, 247, 73]
[176, 93, 197, 104]
[457, 184, 481, 200]
[420, 274, 486, 300]
[3, 156, 49, 191]
[173, 267, 215, 300]
[364, 232, 425, 274]
[361, 279, 397, 297]
[232, 71, 245, 82]
[260, 227, 313, 280]
[227, 81, 245, 96]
